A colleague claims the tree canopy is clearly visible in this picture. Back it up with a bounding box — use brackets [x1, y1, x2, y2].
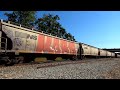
[4, 11, 76, 41]
[4, 11, 37, 27]
[35, 14, 76, 41]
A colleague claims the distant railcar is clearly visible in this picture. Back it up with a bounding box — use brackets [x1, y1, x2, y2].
[111, 52, 115, 58]
[99, 49, 107, 57]
[116, 54, 120, 58]
[80, 43, 99, 58]
[106, 51, 112, 57]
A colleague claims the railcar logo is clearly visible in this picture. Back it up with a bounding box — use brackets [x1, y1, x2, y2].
[15, 31, 37, 40]
[27, 34, 37, 40]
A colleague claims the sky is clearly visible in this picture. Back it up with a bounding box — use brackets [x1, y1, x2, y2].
[0, 11, 120, 49]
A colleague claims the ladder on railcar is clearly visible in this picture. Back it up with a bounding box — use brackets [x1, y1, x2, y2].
[0, 37, 7, 54]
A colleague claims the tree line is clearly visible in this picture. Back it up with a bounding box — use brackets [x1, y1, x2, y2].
[4, 11, 76, 41]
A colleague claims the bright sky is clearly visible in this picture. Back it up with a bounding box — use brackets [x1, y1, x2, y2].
[0, 11, 120, 49]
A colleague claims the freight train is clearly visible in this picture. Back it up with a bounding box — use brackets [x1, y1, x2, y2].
[0, 19, 120, 66]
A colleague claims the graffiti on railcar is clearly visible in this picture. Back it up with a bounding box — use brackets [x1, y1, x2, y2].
[15, 31, 37, 40]
[14, 38, 23, 47]
[2, 25, 38, 51]
[26, 39, 36, 51]
[13, 38, 26, 50]
[15, 31, 37, 51]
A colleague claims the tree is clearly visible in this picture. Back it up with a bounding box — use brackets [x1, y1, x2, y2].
[35, 14, 60, 35]
[4, 12, 76, 41]
[35, 14, 76, 41]
[4, 11, 37, 27]
[67, 33, 76, 41]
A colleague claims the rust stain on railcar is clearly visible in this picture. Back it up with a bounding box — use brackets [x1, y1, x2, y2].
[67, 42, 70, 54]
[69, 42, 76, 55]
[36, 34, 45, 52]
[60, 40, 69, 54]
[43, 36, 54, 53]
[53, 38, 61, 54]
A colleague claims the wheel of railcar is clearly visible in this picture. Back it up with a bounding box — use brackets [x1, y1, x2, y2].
[5, 59, 15, 66]
[0, 56, 13, 66]
[72, 56, 78, 61]
[23, 56, 33, 63]
[81, 55, 85, 60]
[18, 60, 24, 64]
[15, 56, 24, 64]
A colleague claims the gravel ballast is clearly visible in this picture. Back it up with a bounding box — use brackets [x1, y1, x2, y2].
[0, 58, 120, 79]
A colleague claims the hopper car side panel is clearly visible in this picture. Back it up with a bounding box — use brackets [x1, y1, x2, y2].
[43, 36, 54, 53]
[111, 53, 115, 57]
[59, 40, 62, 54]
[107, 51, 112, 57]
[0, 31, 1, 48]
[81, 43, 100, 58]
[117, 54, 120, 58]
[100, 49, 107, 56]
[67, 42, 70, 54]
[53, 38, 61, 54]
[14, 28, 37, 51]
[36, 34, 45, 53]
[61, 40, 69, 54]
[69, 42, 76, 55]
[112, 53, 115, 57]
[63, 40, 69, 54]
[72, 42, 77, 54]
[75, 43, 80, 55]
[60, 39, 65, 54]
[81, 44, 90, 55]
[37, 34, 62, 54]
[90, 47, 98, 56]
[2, 24, 38, 52]
[37, 34, 77, 55]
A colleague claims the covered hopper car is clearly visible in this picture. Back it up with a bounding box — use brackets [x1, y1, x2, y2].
[0, 20, 118, 65]
[0, 20, 80, 65]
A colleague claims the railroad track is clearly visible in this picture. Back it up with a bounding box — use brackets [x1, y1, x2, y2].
[0, 58, 116, 68]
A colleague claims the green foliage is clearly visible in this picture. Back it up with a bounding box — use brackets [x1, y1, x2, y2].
[4, 11, 37, 27]
[35, 14, 76, 41]
[4, 11, 76, 41]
